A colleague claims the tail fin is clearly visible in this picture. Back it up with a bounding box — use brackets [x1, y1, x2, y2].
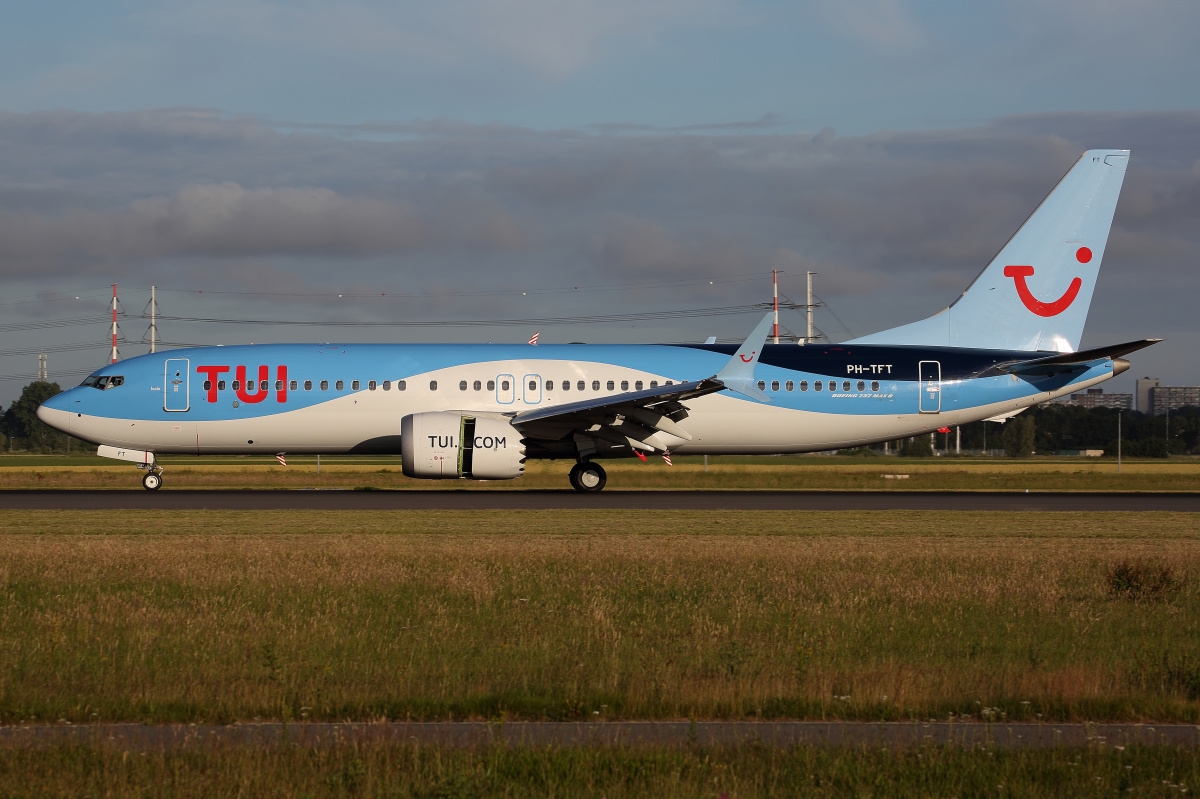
[848, 149, 1130, 352]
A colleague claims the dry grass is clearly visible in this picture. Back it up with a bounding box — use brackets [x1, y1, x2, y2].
[1, 742, 1197, 798]
[2, 455, 1199, 491]
[0, 510, 1197, 724]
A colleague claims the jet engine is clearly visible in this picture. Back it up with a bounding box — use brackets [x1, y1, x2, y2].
[400, 412, 526, 480]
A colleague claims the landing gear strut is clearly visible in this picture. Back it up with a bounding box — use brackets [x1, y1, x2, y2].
[569, 461, 607, 493]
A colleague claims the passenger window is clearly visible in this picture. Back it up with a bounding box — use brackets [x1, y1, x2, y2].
[203, 381, 211, 391]
[398, 380, 406, 391]
[304, 380, 312, 391]
[635, 381, 643, 390]
[233, 380, 241, 391]
[578, 380, 585, 391]
[260, 380, 268, 391]
[665, 381, 673, 386]
[592, 380, 600, 390]
[786, 381, 794, 392]
[650, 381, 658, 388]
[219, 380, 227, 391]
[474, 380, 482, 391]
[290, 380, 297, 391]
[799, 381, 808, 391]
[487, 380, 495, 391]
[275, 380, 283, 391]
[562, 381, 570, 391]
[771, 380, 780, 391]
[529, 380, 537, 391]
[608, 381, 615, 391]
[461, 381, 469, 391]
[320, 380, 329, 391]
[815, 381, 822, 391]
[857, 380, 865, 391]
[429, 380, 438, 391]
[382, 381, 391, 391]
[352, 380, 360, 391]
[757, 380, 766, 391]
[501, 380, 510, 391]
[546, 380, 553, 391]
[871, 381, 880, 391]
[368, 381, 376, 390]
[843, 380, 851, 392]
[621, 380, 629, 390]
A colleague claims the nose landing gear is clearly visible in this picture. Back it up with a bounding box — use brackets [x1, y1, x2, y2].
[138, 462, 164, 491]
[568, 461, 606, 492]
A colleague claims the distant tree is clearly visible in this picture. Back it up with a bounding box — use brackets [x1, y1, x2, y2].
[1003, 414, 1035, 457]
[899, 435, 933, 457]
[2, 381, 67, 453]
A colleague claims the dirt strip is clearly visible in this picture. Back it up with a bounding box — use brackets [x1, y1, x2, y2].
[1, 722, 1197, 750]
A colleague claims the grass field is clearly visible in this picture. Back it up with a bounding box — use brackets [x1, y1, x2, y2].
[1, 741, 1197, 797]
[1, 510, 1197, 726]
[2, 453, 1199, 491]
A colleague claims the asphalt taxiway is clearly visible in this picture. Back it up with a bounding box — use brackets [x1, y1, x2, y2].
[1, 489, 1199, 511]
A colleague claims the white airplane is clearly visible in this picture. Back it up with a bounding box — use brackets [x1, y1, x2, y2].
[39, 149, 1156, 491]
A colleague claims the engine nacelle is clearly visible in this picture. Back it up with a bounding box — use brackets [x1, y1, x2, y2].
[400, 412, 526, 480]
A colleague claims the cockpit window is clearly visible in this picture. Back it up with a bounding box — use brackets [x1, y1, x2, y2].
[79, 375, 124, 390]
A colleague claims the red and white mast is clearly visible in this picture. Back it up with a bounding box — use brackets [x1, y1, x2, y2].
[110, 284, 120, 363]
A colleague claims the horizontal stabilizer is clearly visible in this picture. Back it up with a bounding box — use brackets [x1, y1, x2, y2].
[998, 339, 1161, 375]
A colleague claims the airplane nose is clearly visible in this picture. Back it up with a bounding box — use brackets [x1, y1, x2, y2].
[37, 391, 73, 433]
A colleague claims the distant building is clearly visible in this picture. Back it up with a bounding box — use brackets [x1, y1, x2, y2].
[1060, 388, 1132, 411]
[1136, 377, 1160, 413]
[1149, 386, 1200, 417]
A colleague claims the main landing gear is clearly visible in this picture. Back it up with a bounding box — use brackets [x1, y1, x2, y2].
[139, 463, 164, 491]
[569, 461, 607, 493]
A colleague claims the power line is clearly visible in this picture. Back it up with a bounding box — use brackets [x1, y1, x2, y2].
[0, 342, 113, 358]
[153, 304, 770, 329]
[152, 273, 772, 300]
[0, 316, 112, 333]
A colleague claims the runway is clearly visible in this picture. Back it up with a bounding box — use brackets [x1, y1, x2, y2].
[1, 721, 1196, 750]
[2, 489, 1200, 511]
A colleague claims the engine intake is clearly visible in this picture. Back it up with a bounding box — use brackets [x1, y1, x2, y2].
[400, 412, 526, 480]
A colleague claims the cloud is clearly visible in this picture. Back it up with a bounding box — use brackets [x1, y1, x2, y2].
[810, 0, 925, 50]
[0, 107, 1198, 378]
[0, 181, 538, 272]
[146, 0, 740, 80]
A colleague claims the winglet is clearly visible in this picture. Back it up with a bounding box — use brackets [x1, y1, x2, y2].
[714, 312, 774, 402]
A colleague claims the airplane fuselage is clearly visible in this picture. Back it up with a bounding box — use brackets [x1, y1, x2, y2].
[41, 341, 1122, 458]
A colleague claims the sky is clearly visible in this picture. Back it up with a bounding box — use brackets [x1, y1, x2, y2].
[2, 0, 1199, 406]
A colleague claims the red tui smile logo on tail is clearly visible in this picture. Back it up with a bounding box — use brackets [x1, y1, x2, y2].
[1003, 247, 1091, 317]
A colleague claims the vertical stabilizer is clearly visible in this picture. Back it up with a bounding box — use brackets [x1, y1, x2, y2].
[848, 149, 1130, 352]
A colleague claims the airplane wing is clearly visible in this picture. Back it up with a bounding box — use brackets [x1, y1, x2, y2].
[512, 313, 774, 454]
